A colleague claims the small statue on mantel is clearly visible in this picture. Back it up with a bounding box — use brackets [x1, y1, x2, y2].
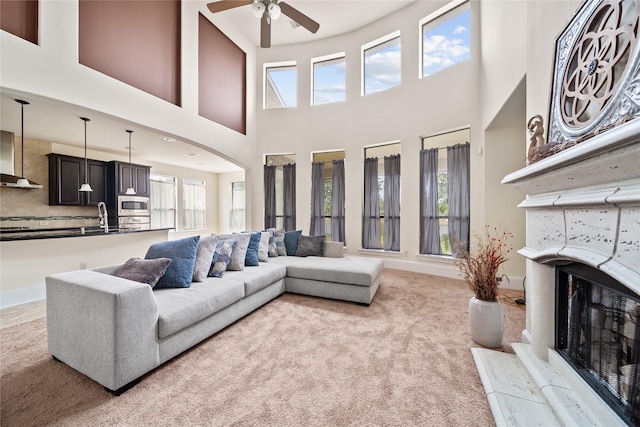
[527, 114, 546, 164]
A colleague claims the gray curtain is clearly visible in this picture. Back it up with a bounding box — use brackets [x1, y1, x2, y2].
[362, 157, 382, 249]
[310, 161, 325, 236]
[283, 163, 296, 231]
[331, 159, 345, 245]
[420, 148, 441, 254]
[383, 154, 401, 251]
[447, 143, 470, 251]
[264, 165, 276, 229]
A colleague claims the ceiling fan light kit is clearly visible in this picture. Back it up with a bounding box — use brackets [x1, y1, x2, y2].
[208, 0, 319, 48]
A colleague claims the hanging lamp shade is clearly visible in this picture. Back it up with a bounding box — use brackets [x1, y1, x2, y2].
[125, 130, 136, 195]
[79, 117, 93, 192]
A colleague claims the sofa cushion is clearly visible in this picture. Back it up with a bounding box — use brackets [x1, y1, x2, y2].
[146, 236, 200, 289]
[286, 256, 383, 287]
[295, 235, 325, 257]
[323, 241, 344, 258]
[115, 257, 172, 287]
[224, 263, 287, 297]
[192, 235, 218, 282]
[209, 239, 237, 278]
[154, 279, 245, 339]
[284, 230, 302, 255]
[215, 233, 251, 271]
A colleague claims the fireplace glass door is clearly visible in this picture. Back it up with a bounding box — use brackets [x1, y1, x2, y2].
[556, 263, 639, 425]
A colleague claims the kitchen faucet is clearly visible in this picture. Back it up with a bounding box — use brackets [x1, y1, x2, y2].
[97, 202, 108, 233]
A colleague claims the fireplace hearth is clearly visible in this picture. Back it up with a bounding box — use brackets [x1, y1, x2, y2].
[556, 263, 639, 424]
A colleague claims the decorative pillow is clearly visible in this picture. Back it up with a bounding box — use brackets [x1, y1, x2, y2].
[215, 233, 251, 270]
[145, 236, 200, 288]
[268, 236, 279, 257]
[274, 229, 287, 256]
[284, 230, 302, 256]
[257, 231, 270, 262]
[115, 257, 172, 287]
[192, 235, 218, 282]
[208, 239, 237, 278]
[244, 232, 261, 266]
[295, 235, 326, 257]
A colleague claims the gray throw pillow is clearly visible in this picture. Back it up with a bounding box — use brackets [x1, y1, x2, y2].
[192, 235, 218, 282]
[295, 235, 326, 257]
[215, 233, 251, 270]
[274, 229, 286, 256]
[115, 257, 172, 287]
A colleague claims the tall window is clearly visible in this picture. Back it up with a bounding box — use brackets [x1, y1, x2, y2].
[362, 31, 401, 96]
[362, 142, 401, 251]
[150, 174, 176, 229]
[420, 0, 471, 78]
[183, 179, 206, 230]
[420, 128, 470, 255]
[312, 53, 346, 105]
[264, 62, 297, 109]
[230, 181, 245, 231]
[264, 154, 296, 230]
[310, 151, 346, 243]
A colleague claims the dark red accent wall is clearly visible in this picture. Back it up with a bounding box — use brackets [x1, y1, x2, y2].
[79, 1, 181, 106]
[1, 0, 38, 44]
[198, 13, 246, 135]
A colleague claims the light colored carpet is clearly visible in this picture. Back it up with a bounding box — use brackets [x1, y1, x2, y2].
[1, 269, 525, 426]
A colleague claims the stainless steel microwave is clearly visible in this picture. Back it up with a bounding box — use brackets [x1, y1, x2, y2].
[117, 195, 150, 217]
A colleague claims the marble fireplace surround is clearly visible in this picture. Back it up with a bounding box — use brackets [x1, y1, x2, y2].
[496, 118, 640, 424]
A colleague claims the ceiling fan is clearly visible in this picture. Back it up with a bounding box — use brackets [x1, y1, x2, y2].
[207, 0, 320, 48]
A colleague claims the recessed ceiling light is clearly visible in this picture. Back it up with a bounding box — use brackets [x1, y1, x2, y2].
[163, 137, 176, 142]
[197, 162, 205, 165]
[186, 153, 199, 157]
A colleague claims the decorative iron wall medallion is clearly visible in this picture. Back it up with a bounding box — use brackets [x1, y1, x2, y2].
[548, 0, 640, 145]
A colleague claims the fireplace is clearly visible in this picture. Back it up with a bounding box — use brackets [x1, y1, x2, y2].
[556, 263, 640, 424]
[501, 118, 640, 424]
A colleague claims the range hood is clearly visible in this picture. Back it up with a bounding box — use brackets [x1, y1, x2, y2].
[0, 130, 43, 189]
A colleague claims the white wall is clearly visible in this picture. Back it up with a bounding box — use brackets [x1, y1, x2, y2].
[249, 1, 528, 283]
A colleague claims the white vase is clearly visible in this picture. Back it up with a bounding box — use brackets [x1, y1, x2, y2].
[468, 296, 504, 348]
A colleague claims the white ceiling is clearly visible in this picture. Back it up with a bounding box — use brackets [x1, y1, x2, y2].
[215, 0, 416, 46]
[1, 1, 416, 174]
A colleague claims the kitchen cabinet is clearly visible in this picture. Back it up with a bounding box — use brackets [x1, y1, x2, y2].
[48, 154, 107, 206]
[108, 161, 151, 197]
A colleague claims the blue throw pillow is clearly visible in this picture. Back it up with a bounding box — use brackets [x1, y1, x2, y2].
[284, 230, 302, 256]
[145, 236, 200, 289]
[209, 239, 237, 278]
[245, 232, 261, 266]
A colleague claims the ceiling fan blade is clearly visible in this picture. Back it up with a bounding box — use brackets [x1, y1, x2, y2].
[207, 0, 252, 14]
[261, 13, 271, 48]
[279, 2, 319, 34]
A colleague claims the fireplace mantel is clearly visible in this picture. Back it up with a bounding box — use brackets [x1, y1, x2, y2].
[502, 119, 640, 294]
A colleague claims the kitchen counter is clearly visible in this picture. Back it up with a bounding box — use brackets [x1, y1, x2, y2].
[0, 227, 173, 242]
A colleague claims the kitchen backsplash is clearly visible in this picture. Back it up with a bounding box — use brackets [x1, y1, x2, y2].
[0, 138, 100, 229]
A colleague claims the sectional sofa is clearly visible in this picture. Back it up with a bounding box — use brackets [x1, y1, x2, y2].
[45, 235, 383, 394]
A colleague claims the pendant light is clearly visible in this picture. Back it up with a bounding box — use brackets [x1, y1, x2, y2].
[79, 117, 93, 192]
[15, 99, 31, 188]
[124, 130, 136, 195]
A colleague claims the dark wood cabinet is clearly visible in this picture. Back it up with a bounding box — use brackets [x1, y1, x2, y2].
[108, 161, 151, 197]
[48, 154, 107, 206]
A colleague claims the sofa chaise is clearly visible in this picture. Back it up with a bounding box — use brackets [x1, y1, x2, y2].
[46, 249, 383, 395]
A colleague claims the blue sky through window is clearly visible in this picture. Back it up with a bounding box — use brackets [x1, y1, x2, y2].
[268, 66, 297, 108]
[422, 9, 470, 77]
[364, 36, 401, 96]
[313, 57, 346, 105]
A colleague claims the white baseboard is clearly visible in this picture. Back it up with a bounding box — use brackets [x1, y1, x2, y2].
[0, 285, 46, 309]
